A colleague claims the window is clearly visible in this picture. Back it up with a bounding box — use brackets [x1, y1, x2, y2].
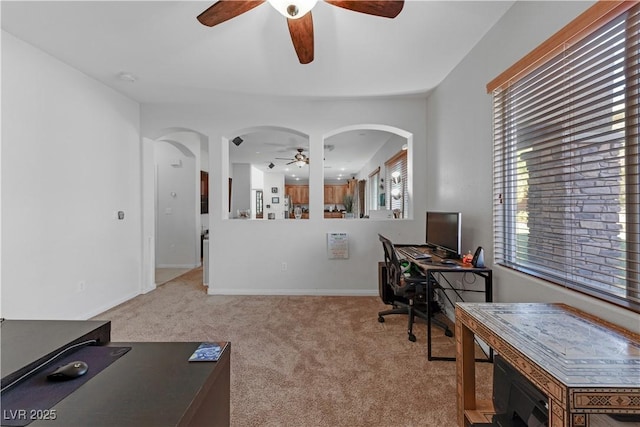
[490, 3, 639, 312]
[385, 150, 408, 218]
[368, 167, 380, 211]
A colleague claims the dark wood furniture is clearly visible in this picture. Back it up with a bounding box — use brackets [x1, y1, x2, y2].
[200, 171, 208, 214]
[1, 320, 230, 427]
[395, 245, 493, 361]
[1, 320, 111, 391]
[456, 302, 640, 427]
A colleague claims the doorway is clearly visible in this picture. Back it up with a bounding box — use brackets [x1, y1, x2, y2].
[143, 129, 209, 291]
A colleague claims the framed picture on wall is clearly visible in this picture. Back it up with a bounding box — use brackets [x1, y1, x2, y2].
[272, 197, 280, 204]
[271, 187, 278, 193]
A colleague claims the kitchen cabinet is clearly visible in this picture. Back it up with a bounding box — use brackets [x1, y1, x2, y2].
[324, 186, 334, 203]
[323, 184, 348, 205]
[333, 185, 348, 205]
[323, 212, 343, 219]
[285, 185, 309, 204]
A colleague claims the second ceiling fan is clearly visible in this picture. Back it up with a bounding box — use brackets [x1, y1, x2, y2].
[276, 148, 310, 167]
[197, 0, 404, 64]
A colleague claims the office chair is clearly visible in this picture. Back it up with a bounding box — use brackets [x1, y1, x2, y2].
[377, 234, 452, 342]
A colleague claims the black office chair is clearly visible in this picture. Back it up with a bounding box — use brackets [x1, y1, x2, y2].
[377, 234, 452, 342]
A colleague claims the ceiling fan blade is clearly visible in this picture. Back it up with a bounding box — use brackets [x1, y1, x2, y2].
[275, 157, 294, 160]
[324, 1, 404, 18]
[197, 0, 265, 27]
[287, 13, 314, 64]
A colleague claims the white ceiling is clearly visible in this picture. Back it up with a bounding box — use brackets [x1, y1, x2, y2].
[231, 128, 394, 182]
[1, 0, 514, 102]
[1, 1, 514, 185]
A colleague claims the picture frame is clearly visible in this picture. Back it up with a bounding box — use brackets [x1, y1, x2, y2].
[271, 187, 278, 193]
[272, 197, 280, 204]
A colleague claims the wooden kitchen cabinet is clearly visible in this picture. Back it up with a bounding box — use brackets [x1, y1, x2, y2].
[324, 186, 334, 203]
[323, 184, 348, 205]
[333, 185, 348, 205]
[323, 212, 343, 219]
[285, 185, 309, 204]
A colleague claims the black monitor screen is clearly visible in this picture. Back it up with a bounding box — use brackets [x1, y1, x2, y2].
[425, 211, 461, 258]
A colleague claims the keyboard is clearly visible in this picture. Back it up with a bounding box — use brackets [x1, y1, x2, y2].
[400, 247, 432, 260]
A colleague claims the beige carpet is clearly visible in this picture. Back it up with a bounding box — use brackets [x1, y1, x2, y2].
[94, 267, 493, 426]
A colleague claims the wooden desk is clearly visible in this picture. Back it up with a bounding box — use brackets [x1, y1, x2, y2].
[396, 246, 492, 361]
[1, 320, 111, 390]
[1, 320, 230, 427]
[455, 303, 640, 427]
[31, 342, 231, 427]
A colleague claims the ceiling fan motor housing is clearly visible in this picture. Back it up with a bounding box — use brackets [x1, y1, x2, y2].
[287, 4, 299, 16]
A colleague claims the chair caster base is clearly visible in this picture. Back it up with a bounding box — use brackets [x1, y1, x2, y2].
[408, 333, 416, 342]
[378, 316, 385, 323]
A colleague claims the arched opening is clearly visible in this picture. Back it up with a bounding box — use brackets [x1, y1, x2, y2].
[323, 125, 412, 219]
[142, 128, 209, 290]
[224, 126, 310, 220]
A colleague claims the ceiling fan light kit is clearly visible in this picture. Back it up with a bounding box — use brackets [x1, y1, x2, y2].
[268, 0, 318, 18]
[275, 148, 310, 167]
[197, 0, 404, 64]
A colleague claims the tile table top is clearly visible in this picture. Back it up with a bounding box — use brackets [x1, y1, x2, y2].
[457, 302, 640, 387]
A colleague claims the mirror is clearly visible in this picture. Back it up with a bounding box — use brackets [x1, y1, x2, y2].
[228, 129, 309, 220]
[323, 129, 409, 219]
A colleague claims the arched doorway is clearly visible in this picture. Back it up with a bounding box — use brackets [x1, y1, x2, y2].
[141, 128, 209, 290]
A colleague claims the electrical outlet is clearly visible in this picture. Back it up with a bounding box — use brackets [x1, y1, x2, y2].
[78, 281, 86, 292]
[281, 262, 287, 271]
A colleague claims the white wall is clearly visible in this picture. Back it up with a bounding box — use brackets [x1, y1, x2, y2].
[141, 98, 428, 296]
[1, 31, 142, 319]
[154, 140, 198, 268]
[230, 163, 251, 217]
[425, 1, 637, 331]
[263, 172, 285, 219]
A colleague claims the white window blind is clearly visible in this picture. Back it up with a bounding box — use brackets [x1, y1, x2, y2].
[492, 4, 639, 311]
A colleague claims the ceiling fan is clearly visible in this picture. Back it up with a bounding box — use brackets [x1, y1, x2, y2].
[276, 148, 310, 167]
[197, 0, 404, 64]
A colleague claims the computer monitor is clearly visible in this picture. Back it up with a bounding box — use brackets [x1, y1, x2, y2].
[425, 211, 462, 259]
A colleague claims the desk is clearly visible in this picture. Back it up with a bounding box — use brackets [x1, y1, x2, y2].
[395, 246, 493, 361]
[455, 303, 640, 427]
[1, 320, 230, 427]
[1, 320, 111, 391]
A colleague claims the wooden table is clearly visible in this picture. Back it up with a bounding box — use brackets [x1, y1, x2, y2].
[456, 303, 640, 427]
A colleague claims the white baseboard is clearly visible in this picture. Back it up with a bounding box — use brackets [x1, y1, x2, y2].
[142, 283, 157, 294]
[207, 288, 378, 297]
[78, 290, 140, 320]
[156, 263, 199, 269]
